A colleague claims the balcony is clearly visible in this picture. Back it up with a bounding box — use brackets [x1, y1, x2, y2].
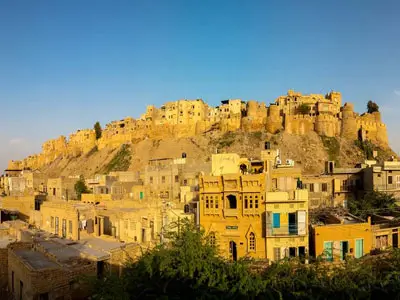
[374, 183, 400, 191]
[266, 223, 306, 237]
[223, 208, 238, 217]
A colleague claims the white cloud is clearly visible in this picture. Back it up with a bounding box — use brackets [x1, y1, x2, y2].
[9, 138, 24, 145]
[394, 90, 400, 96]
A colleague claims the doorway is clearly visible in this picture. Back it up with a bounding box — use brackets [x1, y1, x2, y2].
[340, 241, 349, 260]
[229, 241, 237, 261]
[393, 233, 398, 248]
[227, 195, 237, 209]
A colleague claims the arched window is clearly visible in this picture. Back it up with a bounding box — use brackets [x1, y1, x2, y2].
[249, 233, 256, 251]
[209, 232, 216, 247]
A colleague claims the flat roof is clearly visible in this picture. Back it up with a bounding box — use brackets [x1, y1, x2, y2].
[14, 249, 59, 270]
[0, 237, 15, 248]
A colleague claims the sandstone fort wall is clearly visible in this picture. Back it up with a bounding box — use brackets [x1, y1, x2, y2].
[11, 91, 389, 170]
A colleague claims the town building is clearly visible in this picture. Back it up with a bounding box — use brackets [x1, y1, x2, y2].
[363, 159, 400, 199]
[309, 211, 372, 261]
[199, 148, 309, 262]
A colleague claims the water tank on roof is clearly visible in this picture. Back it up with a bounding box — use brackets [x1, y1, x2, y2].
[265, 141, 271, 150]
[182, 152, 187, 158]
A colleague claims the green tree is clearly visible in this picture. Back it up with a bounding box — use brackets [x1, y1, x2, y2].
[74, 175, 89, 200]
[94, 121, 102, 140]
[297, 104, 311, 115]
[91, 220, 265, 299]
[348, 190, 396, 219]
[367, 100, 379, 113]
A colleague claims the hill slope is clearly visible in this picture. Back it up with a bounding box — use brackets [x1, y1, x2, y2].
[38, 130, 395, 178]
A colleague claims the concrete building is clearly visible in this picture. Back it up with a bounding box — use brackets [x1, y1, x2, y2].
[303, 161, 364, 208]
[371, 213, 400, 251]
[47, 177, 77, 200]
[364, 159, 400, 199]
[309, 211, 372, 261]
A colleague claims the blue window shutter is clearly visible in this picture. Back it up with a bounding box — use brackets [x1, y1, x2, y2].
[273, 213, 280, 228]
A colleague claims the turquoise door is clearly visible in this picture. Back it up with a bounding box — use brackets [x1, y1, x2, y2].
[355, 239, 364, 258]
[140, 191, 144, 199]
[323, 241, 333, 262]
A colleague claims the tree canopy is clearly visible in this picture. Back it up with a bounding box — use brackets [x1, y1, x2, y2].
[348, 190, 397, 219]
[367, 100, 379, 113]
[297, 104, 311, 115]
[74, 175, 89, 200]
[94, 121, 102, 140]
[90, 219, 400, 300]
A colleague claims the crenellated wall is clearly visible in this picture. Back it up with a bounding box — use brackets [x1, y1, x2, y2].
[9, 91, 389, 171]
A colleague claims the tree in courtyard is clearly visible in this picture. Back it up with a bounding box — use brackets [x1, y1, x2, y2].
[94, 121, 102, 140]
[348, 190, 396, 219]
[74, 175, 89, 200]
[367, 100, 379, 113]
[297, 103, 311, 115]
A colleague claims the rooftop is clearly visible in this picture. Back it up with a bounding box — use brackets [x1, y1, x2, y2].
[14, 249, 59, 270]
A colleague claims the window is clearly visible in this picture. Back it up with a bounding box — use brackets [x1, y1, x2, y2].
[309, 183, 314, 192]
[39, 293, 49, 300]
[355, 239, 364, 258]
[324, 241, 333, 262]
[62, 219, 66, 238]
[255, 195, 259, 208]
[249, 195, 253, 208]
[149, 176, 153, 184]
[244, 196, 248, 209]
[162, 176, 166, 184]
[274, 247, 281, 261]
[210, 196, 214, 209]
[55, 217, 59, 235]
[51, 216, 54, 228]
[205, 196, 209, 209]
[322, 183, 328, 192]
[249, 232, 256, 251]
[183, 179, 188, 185]
[20, 280, 23, 300]
[273, 213, 280, 228]
[175, 175, 179, 183]
[68, 220, 72, 234]
[209, 232, 216, 247]
[388, 176, 393, 184]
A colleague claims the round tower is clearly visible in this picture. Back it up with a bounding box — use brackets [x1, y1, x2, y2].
[266, 105, 282, 134]
[341, 102, 358, 140]
[246, 100, 258, 118]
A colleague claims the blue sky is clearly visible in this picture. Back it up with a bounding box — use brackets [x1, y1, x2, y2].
[1, 0, 400, 171]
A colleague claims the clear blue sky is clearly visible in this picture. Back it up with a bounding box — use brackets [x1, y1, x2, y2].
[1, 0, 400, 171]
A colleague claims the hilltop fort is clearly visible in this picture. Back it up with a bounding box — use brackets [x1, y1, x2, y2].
[8, 90, 389, 171]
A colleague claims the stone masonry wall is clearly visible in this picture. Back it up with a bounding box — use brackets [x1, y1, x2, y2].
[11, 90, 389, 170]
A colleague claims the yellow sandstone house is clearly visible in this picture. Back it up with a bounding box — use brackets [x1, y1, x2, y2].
[199, 145, 309, 262]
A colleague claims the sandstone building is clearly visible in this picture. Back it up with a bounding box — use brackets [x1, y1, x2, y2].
[199, 149, 309, 262]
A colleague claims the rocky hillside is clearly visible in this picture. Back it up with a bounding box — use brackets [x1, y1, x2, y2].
[38, 129, 396, 178]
